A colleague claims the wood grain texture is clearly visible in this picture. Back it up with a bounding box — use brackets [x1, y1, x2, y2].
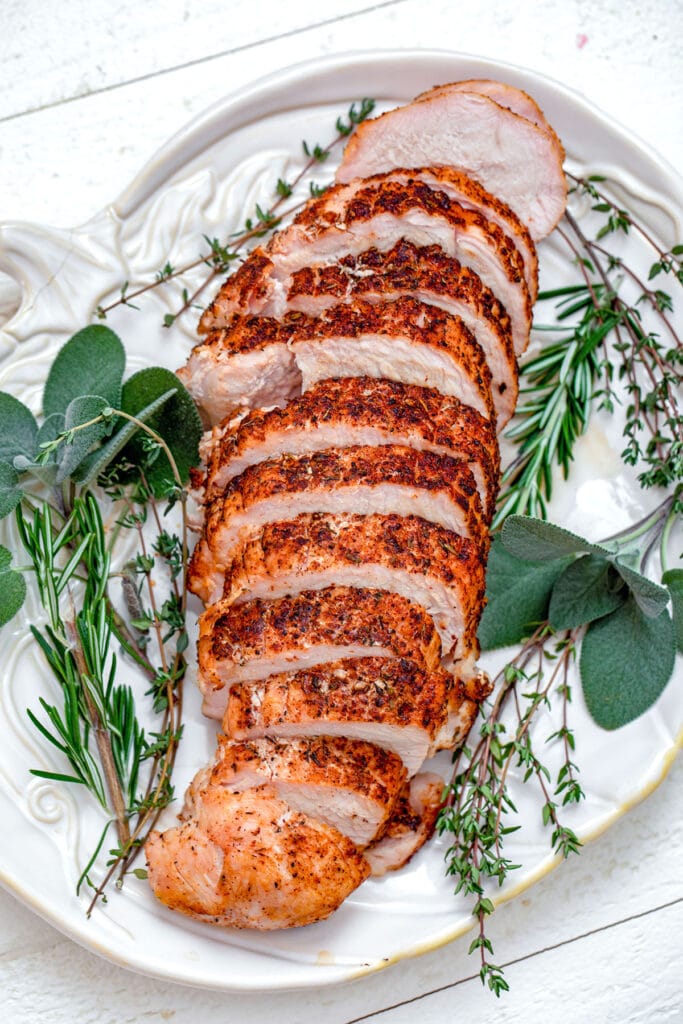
[1, 0, 682, 228]
[1, 0, 682, 1021]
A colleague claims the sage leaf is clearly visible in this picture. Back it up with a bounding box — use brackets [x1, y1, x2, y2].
[13, 456, 58, 488]
[43, 326, 125, 418]
[501, 515, 610, 562]
[0, 392, 38, 463]
[0, 461, 23, 520]
[55, 395, 111, 483]
[75, 388, 177, 487]
[478, 537, 572, 649]
[116, 368, 201, 495]
[612, 561, 670, 618]
[549, 555, 625, 631]
[580, 595, 676, 729]
[0, 544, 26, 626]
[662, 569, 683, 653]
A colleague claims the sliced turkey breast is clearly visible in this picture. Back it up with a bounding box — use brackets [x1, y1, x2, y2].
[225, 657, 483, 777]
[335, 89, 566, 240]
[298, 167, 537, 302]
[222, 513, 486, 658]
[145, 785, 370, 929]
[182, 295, 495, 426]
[201, 378, 499, 521]
[392, 167, 537, 302]
[197, 586, 443, 719]
[364, 773, 444, 876]
[284, 242, 518, 425]
[198, 734, 406, 848]
[189, 444, 486, 605]
[197, 179, 531, 355]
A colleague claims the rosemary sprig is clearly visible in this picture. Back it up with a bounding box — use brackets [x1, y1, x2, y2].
[0, 326, 200, 912]
[495, 286, 612, 525]
[496, 179, 683, 524]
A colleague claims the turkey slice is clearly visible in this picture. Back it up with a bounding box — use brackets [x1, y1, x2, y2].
[222, 512, 487, 659]
[335, 88, 566, 240]
[197, 586, 443, 719]
[182, 296, 496, 426]
[194, 734, 406, 848]
[200, 378, 499, 521]
[225, 657, 488, 777]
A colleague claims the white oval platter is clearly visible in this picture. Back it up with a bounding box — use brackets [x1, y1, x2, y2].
[0, 50, 681, 991]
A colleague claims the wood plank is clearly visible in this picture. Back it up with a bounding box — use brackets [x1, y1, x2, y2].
[0, 0, 401, 119]
[354, 902, 683, 1023]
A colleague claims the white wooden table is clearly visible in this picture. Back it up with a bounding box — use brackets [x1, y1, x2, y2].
[2, 2, 682, 1021]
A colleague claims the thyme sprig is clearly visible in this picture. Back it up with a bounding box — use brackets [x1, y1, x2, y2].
[94, 98, 375, 326]
[439, 626, 584, 996]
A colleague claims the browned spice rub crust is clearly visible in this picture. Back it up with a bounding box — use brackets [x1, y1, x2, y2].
[203, 377, 500, 519]
[199, 180, 530, 333]
[198, 585, 444, 698]
[223, 512, 487, 648]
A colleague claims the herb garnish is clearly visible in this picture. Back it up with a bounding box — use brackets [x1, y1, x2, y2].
[0, 324, 200, 912]
[442, 174, 683, 994]
[93, 98, 376, 327]
[496, 176, 683, 523]
[1, 97, 680, 988]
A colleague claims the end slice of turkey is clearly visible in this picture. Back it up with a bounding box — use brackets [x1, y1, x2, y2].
[145, 785, 370, 929]
[335, 88, 566, 240]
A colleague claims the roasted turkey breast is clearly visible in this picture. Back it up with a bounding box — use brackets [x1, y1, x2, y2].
[149, 79, 567, 931]
[197, 586, 444, 719]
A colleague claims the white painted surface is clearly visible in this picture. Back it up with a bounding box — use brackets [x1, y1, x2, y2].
[1, 1, 682, 1021]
